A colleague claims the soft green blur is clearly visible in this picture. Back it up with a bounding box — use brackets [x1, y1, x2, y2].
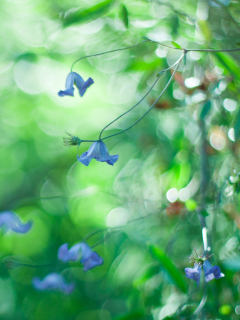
[1, 0, 240, 319]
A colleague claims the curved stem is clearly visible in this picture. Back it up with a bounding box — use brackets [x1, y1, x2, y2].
[71, 39, 150, 72]
[145, 37, 240, 53]
[191, 281, 208, 319]
[99, 55, 184, 139]
[101, 53, 184, 141]
[98, 77, 160, 139]
[83, 213, 155, 244]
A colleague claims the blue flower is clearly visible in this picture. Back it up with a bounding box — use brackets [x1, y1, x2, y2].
[77, 141, 119, 166]
[203, 260, 225, 282]
[32, 273, 75, 294]
[0, 211, 32, 233]
[184, 264, 202, 285]
[185, 260, 224, 285]
[58, 72, 94, 97]
[58, 242, 103, 272]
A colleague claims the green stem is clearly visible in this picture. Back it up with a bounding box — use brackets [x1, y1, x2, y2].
[71, 39, 150, 72]
[101, 53, 184, 141]
[145, 37, 240, 53]
[99, 56, 184, 139]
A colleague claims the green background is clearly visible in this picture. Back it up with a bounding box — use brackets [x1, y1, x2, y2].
[1, 0, 240, 319]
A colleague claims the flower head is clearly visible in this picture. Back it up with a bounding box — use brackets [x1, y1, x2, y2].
[58, 242, 103, 271]
[185, 252, 224, 285]
[77, 141, 119, 166]
[0, 211, 32, 233]
[58, 72, 94, 97]
[32, 273, 75, 294]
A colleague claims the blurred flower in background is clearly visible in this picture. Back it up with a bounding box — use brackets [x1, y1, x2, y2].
[32, 273, 75, 294]
[58, 242, 103, 271]
[0, 211, 32, 233]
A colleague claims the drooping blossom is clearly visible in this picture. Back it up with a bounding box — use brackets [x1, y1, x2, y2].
[0, 211, 32, 233]
[33, 273, 75, 294]
[185, 258, 224, 285]
[58, 242, 103, 271]
[58, 72, 93, 97]
[77, 141, 119, 166]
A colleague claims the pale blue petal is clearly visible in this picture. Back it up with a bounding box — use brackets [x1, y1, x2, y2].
[79, 78, 94, 97]
[185, 264, 202, 285]
[58, 87, 74, 97]
[77, 141, 119, 166]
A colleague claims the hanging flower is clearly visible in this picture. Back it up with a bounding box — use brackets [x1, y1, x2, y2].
[32, 273, 75, 294]
[58, 242, 103, 271]
[185, 253, 224, 284]
[0, 211, 32, 233]
[77, 141, 119, 166]
[58, 72, 94, 97]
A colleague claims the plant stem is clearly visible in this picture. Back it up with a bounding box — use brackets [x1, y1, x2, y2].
[100, 53, 184, 141]
[71, 39, 150, 72]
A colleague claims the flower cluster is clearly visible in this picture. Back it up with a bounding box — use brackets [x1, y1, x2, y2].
[32, 242, 103, 294]
[185, 254, 224, 285]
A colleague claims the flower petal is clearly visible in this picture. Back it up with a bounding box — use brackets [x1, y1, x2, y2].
[58, 243, 82, 262]
[185, 264, 202, 285]
[79, 78, 94, 97]
[77, 141, 119, 166]
[58, 87, 75, 97]
[204, 265, 225, 282]
[80, 243, 104, 272]
[77, 152, 92, 166]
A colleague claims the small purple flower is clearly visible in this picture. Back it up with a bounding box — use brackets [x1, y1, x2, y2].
[0, 211, 32, 233]
[203, 260, 225, 282]
[184, 264, 202, 285]
[185, 259, 224, 285]
[32, 273, 75, 294]
[58, 72, 94, 97]
[77, 141, 119, 166]
[58, 242, 103, 272]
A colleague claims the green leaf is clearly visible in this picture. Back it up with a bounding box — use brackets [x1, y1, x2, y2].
[149, 246, 188, 293]
[171, 41, 182, 49]
[63, 0, 114, 26]
[212, 52, 240, 80]
[234, 109, 240, 140]
[120, 4, 128, 28]
[236, 43, 240, 47]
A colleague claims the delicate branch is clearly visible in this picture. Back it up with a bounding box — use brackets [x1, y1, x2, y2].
[99, 55, 184, 139]
[101, 53, 185, 141]
[144, 37, 240, 53]
[83, 213, 156, 245]
[71, 39, 150, 72]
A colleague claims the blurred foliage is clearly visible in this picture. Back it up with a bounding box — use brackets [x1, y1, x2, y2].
[1, 0, 240, 319]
